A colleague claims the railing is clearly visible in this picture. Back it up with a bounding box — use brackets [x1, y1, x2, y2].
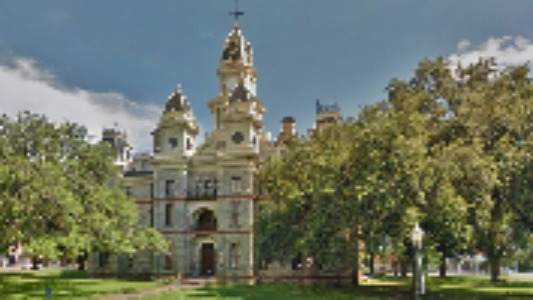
[185, 191, 217, 201]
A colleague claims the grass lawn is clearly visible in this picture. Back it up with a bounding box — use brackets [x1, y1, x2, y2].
[2, 270, 533, 299]
[0, 269, 164, 299]
[139, 276, 533, 300]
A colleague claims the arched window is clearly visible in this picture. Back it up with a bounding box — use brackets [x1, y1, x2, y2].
[168, 137, 178, 149]
[196, 209, 217, 231]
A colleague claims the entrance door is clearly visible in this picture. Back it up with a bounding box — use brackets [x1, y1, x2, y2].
[201, 243, 216, 276]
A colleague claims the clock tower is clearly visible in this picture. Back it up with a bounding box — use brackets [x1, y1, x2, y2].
[208, 22, 259, 130]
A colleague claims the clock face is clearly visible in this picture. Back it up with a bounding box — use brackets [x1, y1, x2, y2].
[225, 77, 238, 94]
[232, 131, 244, 144]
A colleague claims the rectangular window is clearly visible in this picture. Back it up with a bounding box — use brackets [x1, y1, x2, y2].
[149, 206, 154, 227]
[165, 253, 173, 270]
[213, 178, 218, 198]
[204, 180, 211, 196]
[231, 176, 242, 194]
[125, 186, 133, 197]
[150, 183, 154, 199]
[128, 256, 134, 269]
[165, 203, 173, 227]
[195, 180, 202, 197]
[229, 243, 239, 269]
[231, 201, 240, 227]
[165, 243, 174, 270]
[165, 180, 175, 197]
[98, 252, 109, 267]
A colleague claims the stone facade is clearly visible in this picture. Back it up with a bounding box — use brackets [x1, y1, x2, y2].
[88, 22, 279, 282]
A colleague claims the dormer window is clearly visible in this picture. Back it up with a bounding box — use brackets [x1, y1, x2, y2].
[169, 138, 178, 149]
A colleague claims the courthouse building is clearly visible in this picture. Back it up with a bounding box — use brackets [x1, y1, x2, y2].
[88, 19, 341, 281]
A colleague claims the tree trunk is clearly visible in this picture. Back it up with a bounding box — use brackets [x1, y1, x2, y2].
[400, 258, 408, 277]
[31, 256, 39, 270]
[352, 242, 360, 287]
[439, 252, 447, 277]
[77, 251, 88, 270]
[490, 255, 501, 283]
[393, 261, 398, 277]
[77, 256, 86, 270]
[369, 251, 375, 275]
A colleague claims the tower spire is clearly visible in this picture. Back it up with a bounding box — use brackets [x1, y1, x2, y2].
[229, 0, 244, 23]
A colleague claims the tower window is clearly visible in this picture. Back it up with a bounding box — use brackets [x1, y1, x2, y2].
[168, 137, 178, 149]
[186, 138, 193, 150]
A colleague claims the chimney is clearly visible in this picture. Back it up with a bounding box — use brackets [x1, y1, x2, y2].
[278, 116, 296, 144]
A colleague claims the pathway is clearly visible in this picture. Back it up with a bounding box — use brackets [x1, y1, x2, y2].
[95, 278, 210, 300]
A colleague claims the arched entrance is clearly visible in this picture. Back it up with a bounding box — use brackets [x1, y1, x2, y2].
[200, 243, 216, 276]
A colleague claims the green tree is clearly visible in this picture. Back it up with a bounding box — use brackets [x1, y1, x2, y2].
[256, 57, 533, 285]
[0, 112, 167, 267]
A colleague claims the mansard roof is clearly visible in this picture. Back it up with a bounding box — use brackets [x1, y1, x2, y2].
[165, 85, 191, 112]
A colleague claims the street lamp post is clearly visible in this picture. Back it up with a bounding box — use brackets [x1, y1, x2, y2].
[411, 223, 425, 300]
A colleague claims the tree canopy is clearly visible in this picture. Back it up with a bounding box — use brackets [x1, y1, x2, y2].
[0, 112, 167, 262]
[256, 58, 533, 283]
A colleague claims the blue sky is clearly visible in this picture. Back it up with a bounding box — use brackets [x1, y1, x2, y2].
[1, 1, 532, 151]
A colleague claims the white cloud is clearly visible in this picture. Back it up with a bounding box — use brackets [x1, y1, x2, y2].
[0, 56, 160, 152]
[449, 35, 533, 68]
[457, 39, 471, 52]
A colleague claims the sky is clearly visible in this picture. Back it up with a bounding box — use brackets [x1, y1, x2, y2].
[0, 0, 532, 152]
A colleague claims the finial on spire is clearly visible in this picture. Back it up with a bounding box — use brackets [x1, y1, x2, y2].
[229, 0, 244, 23]
[176, 83, 182, 93]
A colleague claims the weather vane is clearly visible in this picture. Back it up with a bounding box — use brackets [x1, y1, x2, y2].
[229, 0, 244, 22]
